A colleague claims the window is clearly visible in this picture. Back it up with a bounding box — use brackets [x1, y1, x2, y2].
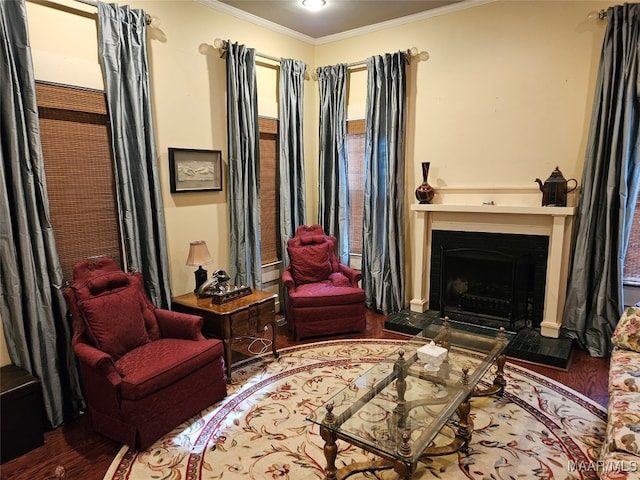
[347, 119, 365, 254]
[36, 82, 122, 283]
[624, 193, 640, 286]
[258, 117, 280, 265]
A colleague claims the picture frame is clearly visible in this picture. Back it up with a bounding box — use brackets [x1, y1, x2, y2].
[169, 148, 222, 193]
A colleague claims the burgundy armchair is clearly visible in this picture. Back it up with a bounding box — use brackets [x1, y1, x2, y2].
[63, 257, 227, 450]
[283, 225, 366, 339]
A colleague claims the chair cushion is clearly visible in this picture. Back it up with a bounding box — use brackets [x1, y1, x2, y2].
[329, 272, 353, 287]
[608, 348, 640, 393]
[612, 306, 640, 352]
[606, 390, 640, 456]
[288, 281, 365, 307]
[79, 288, 150, 360]
[288, 242, 333, 284]
[86, 271, 129, 295]
[115, 338, 224, 400]
[299, 234, 325, 245]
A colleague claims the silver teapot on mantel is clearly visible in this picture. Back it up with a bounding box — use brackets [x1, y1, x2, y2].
[535, 166, 578, 207]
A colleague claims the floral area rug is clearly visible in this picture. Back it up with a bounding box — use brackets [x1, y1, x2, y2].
[103, 339, 606, 480]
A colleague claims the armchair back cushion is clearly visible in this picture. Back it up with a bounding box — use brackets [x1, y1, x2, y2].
[288, 242, 333, 284]
[79, 286, 150, 360]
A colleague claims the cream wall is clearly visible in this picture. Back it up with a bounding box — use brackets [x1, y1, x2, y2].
[314, 0, 610, 305]
[1, 0, 316, 367]
[318, 0, 608, 186]
[23, 0, 315, 298]
[0, 0, 612, 366]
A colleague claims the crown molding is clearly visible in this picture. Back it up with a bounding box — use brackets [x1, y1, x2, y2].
[314, 0, 494, 45]
[197, 0, 495, 46]
[196, 0, 317, 44]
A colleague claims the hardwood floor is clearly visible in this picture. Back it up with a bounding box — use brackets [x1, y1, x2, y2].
[0, 310, 610, 480]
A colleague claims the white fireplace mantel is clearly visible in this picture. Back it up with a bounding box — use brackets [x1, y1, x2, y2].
[410, 203, 576, 338]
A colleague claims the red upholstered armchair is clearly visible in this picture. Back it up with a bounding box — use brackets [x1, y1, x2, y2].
[283, 225, 366, 339]
[63, 257, 227, 450]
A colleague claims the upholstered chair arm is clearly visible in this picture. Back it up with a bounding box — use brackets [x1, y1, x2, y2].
[282, 268, 296, 291]
[156, 309, 205, 341]
[73, 342, 121, 387]
[338, 264, 362, 286]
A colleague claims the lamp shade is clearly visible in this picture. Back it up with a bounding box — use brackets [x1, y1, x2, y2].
[186, 241, 213, 266]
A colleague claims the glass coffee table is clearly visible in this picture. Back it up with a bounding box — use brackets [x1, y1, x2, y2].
[307, 317, 516, 480]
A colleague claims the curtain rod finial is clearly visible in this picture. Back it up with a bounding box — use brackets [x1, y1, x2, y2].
[145, 14, 160, 27]
[587, 10, 607, 21]
[406, 47, 429, 64]
[213, 38, 228, 58]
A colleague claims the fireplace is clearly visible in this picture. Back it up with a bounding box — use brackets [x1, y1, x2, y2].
[410, 201, 576, 338]
[429, 231, 549, 330]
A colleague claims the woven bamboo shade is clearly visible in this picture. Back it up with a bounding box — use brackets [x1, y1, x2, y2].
[258, 117, 280, 264]
[36, 82, 122, 284]
[625, 193, 640, 285]
[347, 120, 365, 254]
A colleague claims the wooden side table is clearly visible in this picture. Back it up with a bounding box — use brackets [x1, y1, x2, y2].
[171, 290, 279, 382]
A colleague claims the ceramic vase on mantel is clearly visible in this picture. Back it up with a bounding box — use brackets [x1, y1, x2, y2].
[415, 162, 435, 204]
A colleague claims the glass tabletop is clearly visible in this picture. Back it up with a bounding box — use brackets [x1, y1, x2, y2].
[306, 317, 515, 465]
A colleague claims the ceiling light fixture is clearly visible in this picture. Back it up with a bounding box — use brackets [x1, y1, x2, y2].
[302, 0, 326, 11]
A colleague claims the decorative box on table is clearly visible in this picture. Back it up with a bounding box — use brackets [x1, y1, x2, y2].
[211, 286, 252, 304]
[417, 340, 448, 372]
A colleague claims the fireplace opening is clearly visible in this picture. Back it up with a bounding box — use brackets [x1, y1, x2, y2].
[440, 248, 530, 331]
[430, 231, 549, 330]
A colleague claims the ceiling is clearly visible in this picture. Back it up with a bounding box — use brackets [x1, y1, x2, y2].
[213, 0, 466, 40]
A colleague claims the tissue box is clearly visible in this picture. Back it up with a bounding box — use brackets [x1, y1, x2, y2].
[417, 341, 448, 364]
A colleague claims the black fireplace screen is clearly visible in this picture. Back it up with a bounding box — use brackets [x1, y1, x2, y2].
[429, 231, 549, 331]
[439, 248, 530, 330]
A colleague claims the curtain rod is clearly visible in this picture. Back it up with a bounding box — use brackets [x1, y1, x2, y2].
[214, 39, 428, 82]
[346, 47, 428, 68]
[310, 48, 429, 80]
[214, 38, 285, 65]
[72, 0, 155, 25]
[213, 38, 311, 79]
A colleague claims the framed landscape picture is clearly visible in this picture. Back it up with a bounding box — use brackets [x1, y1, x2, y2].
[169, 148, 222, 193]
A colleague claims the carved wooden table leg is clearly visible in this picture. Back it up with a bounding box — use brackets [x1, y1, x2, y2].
[394, 432, 415, 480]
[491, 354, 507, 395]
[321, 402, 338, 480]
[394, 350, 408, 429]
[321, 425, 338, 480]
[456, 399, 472, 453]
[393, 460, 415, 480]
[474, 354, 508, 397]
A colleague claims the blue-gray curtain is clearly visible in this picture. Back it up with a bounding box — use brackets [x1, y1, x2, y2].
[279, 59, 307, 262]
[97, 2, 171, 309]
[562, 3, 640, 357]
[0, 0, 84, 427]
[317, 64, 349, 263]
[225, 42, 262, 288]
[362, 52, 407, 314]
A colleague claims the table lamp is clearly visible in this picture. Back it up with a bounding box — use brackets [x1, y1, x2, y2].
[186, 240, 213, 292]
